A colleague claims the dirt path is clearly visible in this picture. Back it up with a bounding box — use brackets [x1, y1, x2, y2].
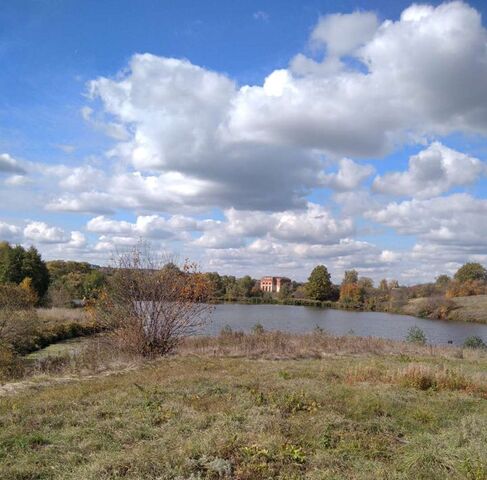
[0, 364, 139, 397]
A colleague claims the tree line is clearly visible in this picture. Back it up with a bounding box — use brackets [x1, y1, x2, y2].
[1, 240, 486, 312]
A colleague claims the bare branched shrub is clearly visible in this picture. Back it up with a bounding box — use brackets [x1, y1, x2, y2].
[95, 243, 213, 357]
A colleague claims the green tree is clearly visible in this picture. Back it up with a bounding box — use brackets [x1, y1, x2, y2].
[0, 245, 24, 284]
[435, 274, 451, 288]
[0, 243, 49, 301]
[278, 282, 291, 300]
[341, 270, 358, 286]
[204, 272, 224, 297]
[358, 277, 374, 289]
[46, 260, 92, 282]
[237, 275, 254, 298]
[82, 270, 106, 298]
[21, 247, 50, 299]
[454, 262, 487, 283]
[305, 265, 334, 301]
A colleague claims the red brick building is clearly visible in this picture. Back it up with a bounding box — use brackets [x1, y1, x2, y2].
[259, 276, 291, 293]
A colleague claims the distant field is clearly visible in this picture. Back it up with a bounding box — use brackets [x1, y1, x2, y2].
[36, 307, 89, 324]
[1, 332, 486, 479]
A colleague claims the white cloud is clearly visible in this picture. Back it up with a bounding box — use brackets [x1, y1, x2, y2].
[81, 106, 129, 141]
[321, 158, 374, 191]
[67, 231, 87, 249]
[4, 175, 31, 186]
[367, 193, 487, 247]
[46, 192, 115, 214]
[0, 153, 26, 175]
[59, 165, 107, 191]
[87, 213, 197, 240]
[81, 2, 487, 214]
[310, 11, 379, 56]
[23, 222, 69, 244]
[194, 203, 354, 249]
[373, 142, 486, 198]
[0, 222, 21, 240]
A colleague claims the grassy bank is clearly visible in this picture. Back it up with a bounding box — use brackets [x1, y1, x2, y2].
[19, 308, 102, 355]
[1, 332, 486, 479]
[403, 295, 487, 324]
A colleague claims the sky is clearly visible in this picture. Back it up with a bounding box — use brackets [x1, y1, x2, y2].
[1, 0, 487, 284]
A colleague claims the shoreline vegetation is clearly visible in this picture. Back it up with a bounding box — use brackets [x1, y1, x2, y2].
[1, 330, 486, 479]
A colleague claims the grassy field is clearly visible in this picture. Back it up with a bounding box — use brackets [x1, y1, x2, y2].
[1, 332, 486, 479]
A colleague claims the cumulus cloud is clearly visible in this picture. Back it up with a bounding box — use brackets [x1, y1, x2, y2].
[4, 175, 31, 186]
[309, 11, 379, 57]
[58, 165, 107, 192]
[23, 222, 69, 244]
[321, 158, 374, 191]
[0, 221, 21, 240]
[87, 214, 196, 240]
[87, 56, 322, 211]
[367, 193, 487, 247]
[80, 2, 487, 214]
[81, 106, 129, 141]
[0, 153, 26, 175]
[373, 142, 486, 198]
[46, 192, 116, 214]
[194, 203, 354, 248]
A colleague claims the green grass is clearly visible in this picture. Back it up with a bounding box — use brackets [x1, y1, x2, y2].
[1, 339, 486, 479]
[24, 336, 94, 360]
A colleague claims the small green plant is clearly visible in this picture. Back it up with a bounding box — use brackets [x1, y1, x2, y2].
[463, 336, 486, 349]
[406, 326, 427, 345]
[278, 370, 291, 380]
[281, 444, 306, 464]
[251, 323, 265, 335]
[319, 426, 337, 449]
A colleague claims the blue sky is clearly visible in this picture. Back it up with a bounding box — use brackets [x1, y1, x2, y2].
[1, 0, 487, 283]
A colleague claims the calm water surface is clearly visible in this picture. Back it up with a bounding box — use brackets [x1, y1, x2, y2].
[202, 304, 487, 345]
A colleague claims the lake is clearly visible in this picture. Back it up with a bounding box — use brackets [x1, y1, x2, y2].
[203, 304, 487, 345]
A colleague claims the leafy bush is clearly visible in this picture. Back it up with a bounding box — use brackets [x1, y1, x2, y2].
[0, 342, 24, 380]
[406, 326, 427, 345]
[454, 262, 487, 283]
[463, 336, 486, 349]
[446, 279, 487, 298]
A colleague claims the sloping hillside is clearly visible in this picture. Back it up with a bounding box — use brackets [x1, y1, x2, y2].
[447, 295, 487, 324]
[402, 295, 487, 324]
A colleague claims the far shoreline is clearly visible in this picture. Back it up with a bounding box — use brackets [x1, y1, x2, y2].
[210, 296, 487, 325]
